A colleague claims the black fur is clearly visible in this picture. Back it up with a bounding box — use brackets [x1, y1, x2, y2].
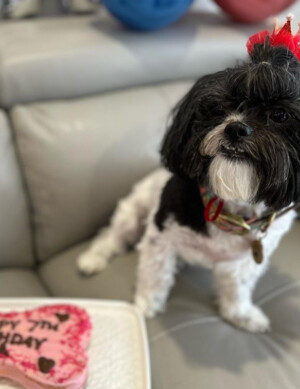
[161, 41, 300, 211]
[155, 175, 207, 234]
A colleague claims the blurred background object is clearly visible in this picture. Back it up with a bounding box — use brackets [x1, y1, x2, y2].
[214, 0, 296, 23]
[0, 0, 99, 18]
[101, 0, 194, 30]
[0, 0, 296, 25]
[0, 0, 40, 18]
[61, 0, 98, 14]
[100, 0, 296, 30]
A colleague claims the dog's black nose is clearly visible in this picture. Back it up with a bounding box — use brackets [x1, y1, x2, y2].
[224, 122, 253, 140]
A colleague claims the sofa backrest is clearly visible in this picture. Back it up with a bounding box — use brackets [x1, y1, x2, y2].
[0, 110, 33, 267]
[11, 81, 192, 261]
[0, 8, 252, 109]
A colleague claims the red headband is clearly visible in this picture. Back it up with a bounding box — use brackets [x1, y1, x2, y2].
[247, 16, 300, 61]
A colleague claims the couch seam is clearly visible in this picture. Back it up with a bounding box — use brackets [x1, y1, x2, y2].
[36, 270, 54, 297]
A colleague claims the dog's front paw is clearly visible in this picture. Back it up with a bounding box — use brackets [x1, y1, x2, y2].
[77, 252, 108, 276]
[134, 295, 161, 318]
[221, 304, 270, 333]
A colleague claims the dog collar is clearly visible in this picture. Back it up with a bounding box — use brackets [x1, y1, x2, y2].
[199, 185, 299, 264]
[200, 186, 277, 236]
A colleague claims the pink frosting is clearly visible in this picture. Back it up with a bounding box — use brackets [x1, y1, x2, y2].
[0, 305, 92, 389]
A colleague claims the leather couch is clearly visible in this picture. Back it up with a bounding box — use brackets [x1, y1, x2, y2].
[0, 3, 300, 388]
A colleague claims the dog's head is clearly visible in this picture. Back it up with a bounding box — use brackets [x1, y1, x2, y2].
[161, 40, 300, 210]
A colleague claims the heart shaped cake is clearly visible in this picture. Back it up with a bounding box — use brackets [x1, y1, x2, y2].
[0, 304, 92, 389]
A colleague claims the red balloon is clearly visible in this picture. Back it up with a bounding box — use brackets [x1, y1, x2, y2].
[214, 0, 296, 23]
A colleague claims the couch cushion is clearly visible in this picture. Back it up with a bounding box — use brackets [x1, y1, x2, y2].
[0, 110, 33, 267]
[38, 220, 300, 389]
[150, 222, 300, 388]
[0, 6, 264, 108]
[0, 269, 48, 297]
[11, 81, 191, 260]
[38, 241, 137, 300]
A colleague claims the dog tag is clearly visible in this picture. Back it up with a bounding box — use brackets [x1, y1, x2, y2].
[252, 240, 263, 264]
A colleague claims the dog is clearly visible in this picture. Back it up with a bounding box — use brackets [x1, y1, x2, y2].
[78, 19, 300, 332]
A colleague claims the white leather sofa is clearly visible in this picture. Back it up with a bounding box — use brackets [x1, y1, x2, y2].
[0, 3, 300, 388]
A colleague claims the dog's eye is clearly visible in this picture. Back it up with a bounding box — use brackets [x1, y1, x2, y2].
[270, 109, 289, 123]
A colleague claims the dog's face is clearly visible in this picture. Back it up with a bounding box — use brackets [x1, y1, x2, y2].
[161, 43, 300, 210]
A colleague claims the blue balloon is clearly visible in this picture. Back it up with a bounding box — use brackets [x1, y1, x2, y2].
[102, 0, 194, 31]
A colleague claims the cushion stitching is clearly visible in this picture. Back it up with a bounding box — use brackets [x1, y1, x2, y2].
[150, 316, 219, 343]
[257, 280, 300, 307]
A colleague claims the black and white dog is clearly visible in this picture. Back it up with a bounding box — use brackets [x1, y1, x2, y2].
[78, 25, 300, 332]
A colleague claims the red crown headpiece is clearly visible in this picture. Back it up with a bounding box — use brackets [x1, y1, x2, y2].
[247, 15, 300, 61]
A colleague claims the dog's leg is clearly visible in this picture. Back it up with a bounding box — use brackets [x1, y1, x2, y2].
[78, 169, 170, 275]
[214, 256, 270, 332]
[134, 223, 177, 318]
[77, 196, 149, 275]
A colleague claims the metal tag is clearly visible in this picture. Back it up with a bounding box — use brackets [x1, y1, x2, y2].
[252, 239, 263, 264]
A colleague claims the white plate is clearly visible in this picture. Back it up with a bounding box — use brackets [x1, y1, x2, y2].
[0, 298, 151, 389]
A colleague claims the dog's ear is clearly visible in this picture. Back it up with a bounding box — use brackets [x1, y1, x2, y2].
[160, 84, 196, 176]
[160, 72, 226, 176]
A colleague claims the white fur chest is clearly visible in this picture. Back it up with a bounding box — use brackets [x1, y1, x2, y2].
[166, 208, 296, 268]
